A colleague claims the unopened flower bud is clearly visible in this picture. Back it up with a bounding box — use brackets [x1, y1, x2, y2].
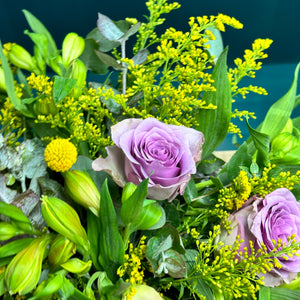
[61, 258, 92, 275]
[32, 273, 63, 299]
[62, 33, 85, 67]
[0, 67, 6, 91]
[0, 222, 24, 241]
[64, 170, 100, 216]
[41, 195, 90, 253]
[70, 59, 87, 97]
[121, 182, 137, 203]
[4, 234, 52, 295]
[6, 43, 38, 72]
[270, 131, 300, 164]
[33, 98, 57, 115]
[130, 285, 163, 300]
[48, 235, 76, 270]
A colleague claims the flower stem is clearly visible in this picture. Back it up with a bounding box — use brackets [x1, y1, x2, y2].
[195, 179, 214, 191]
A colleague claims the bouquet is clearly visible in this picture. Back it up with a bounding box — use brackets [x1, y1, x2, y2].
[0, 1, 300, 299]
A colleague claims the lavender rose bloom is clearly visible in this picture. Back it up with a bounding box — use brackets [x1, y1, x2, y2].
[92, 118, 204, 200]
[220, 188, 300, 286]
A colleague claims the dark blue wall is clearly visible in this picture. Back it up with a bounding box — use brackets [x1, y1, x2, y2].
[0, 0, 299, 64]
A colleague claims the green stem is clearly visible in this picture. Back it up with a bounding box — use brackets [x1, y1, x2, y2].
[123, 224, 132, 249]
[195, 179, 214, 191]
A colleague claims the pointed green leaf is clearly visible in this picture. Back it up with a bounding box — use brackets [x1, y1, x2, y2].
[195, 47, 232, 159]
[246, 118, 270, 165]
[0, 238, 34, 258]
[260, 63, 300, 139]
[120, 178, 148, 225]
[98, 179, 125, 282]
[22, 9, 58, 58]
[53, 76, 76, 104]
[94, 50, 124, 70]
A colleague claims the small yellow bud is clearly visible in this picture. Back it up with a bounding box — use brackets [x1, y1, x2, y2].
[4, 235, 52, 295]
[64, 170, 100, 216]
[62, 33, 85, 67]
[41, 195, 90, 253]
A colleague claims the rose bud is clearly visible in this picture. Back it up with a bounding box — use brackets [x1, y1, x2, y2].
[6, 43, 38, 72]
[48, 235, 76, 270]
[131, 285, 163, 300]
[62, 33, 85, 67]
[41, 195, 90, 253]
[4, 234, 52, 295]
[60, 258, 92, 275]
[92, 118, 204, 201]
[64, 170, 100, 216]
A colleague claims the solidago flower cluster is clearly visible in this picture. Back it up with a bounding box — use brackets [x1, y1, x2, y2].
[217, 164, 300, 211]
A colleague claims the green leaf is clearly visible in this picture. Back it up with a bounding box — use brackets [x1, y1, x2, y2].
[80, 38, 109, 74]
[120, 22, 141, 42]
[246, 118, 270, 165]
[22, 9, 58, 58]
[260, 62, 300, 139]
[97, 13, 124, 41]
[94, 50, 124, 70]
[120, 178, 148, 225]
[0, 202, 32, 226]
[53, 76, 76, 104]
[0, 238, 34, 258]
[195, 47, 232, 159]
[259, 286, 270, 300]
[0, 40, 34, 117]
[98, 179, 125, 282]
[86, 28, 120, 52]
[130, 200, 165, 231]
[86, 211, 101, 270]
[268, 287, 300, 299]
[218, 141, 252, 185]
[183, 179, 198, 204]
[205, 27, 224, 61]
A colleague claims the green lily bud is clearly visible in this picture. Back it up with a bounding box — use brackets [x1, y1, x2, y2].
[69, 59, 87, 97]
[33, 97, 58, 115]
[121, 182, 137, 203]
[0, 67, 6, 91]
[62, 33, 85, 67]
[6, 43, 38, 72]
[270, 131, 300, 164]
[61, 258, 92, 275]
[0, 222, 24, 241]
[4, 234, 52, 295]
[49, 55, 63, 76]
[41, 195, 90, 253]
[130, 285, 163, 300]
[64, 170, 100, 216]
[48, 235, 76, 270]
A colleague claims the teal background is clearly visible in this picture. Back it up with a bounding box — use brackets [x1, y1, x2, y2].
[0, 0, 299, 149]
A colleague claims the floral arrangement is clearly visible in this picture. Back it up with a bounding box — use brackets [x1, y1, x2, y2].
[0, 0, 300, 299]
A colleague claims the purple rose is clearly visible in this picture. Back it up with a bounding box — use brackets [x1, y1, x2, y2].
[220, 188, 300, 286]
[92, 118, 204, 200]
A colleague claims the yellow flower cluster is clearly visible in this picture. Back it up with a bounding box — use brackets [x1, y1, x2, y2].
[250, 164, 300, 197]
[27, 73, 53, 95]
[117, 236, 146, 285]
[0, 84, 26, 145]
[44, 138, 78, 172]
[217, 170, 252, 211]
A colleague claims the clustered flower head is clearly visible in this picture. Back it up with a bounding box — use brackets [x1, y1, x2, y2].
[44, 138, 78, 172]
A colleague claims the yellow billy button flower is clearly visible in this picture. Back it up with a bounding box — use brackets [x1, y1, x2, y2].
[41, 195, 90, 253]
[64, 170, 100, 216]
[44, 138, 78, 172]
[4, 234, 52, 296]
